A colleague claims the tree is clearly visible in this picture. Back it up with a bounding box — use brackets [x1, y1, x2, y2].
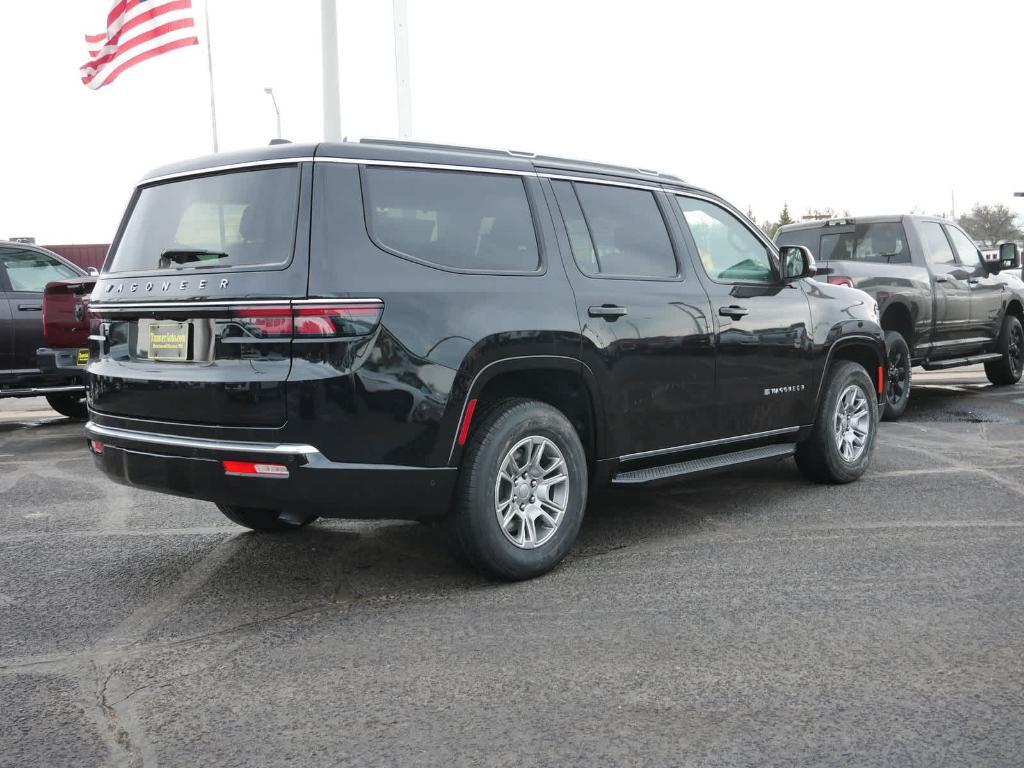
[762, 203, 794, 239]
[803, 207, 836, 221]
[778, 203, 794, 227]
[957, 204, 1023, 248]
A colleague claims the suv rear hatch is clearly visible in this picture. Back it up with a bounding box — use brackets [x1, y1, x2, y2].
[89, 160, 312, 428]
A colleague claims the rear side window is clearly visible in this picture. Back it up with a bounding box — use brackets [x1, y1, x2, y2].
[0, 249, 78, 292]
[919, 222, 958, 266]
[364, 167, 539, 272]
[552, 180, 677, 278]
[109, 166, 301, 274]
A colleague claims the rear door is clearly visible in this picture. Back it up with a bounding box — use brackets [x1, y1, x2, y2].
[0, 247, 80, 372]
[544, 177, 716, 459]
[89, 161, 312, 427]
[673, 195, 815, 437]
[917, 221, 973, 348]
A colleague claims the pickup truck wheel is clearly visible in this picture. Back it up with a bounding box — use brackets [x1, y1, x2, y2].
[45, 393, 87, 420]
[795, 361, 878, 484]
[984, 314, 1024, 386]
[448, 398, 587, 581]
[216, 504, 316, 532]
[882, 330, 912, 421]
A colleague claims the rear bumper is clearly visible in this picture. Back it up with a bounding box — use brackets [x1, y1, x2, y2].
[84, 421, 456, 520]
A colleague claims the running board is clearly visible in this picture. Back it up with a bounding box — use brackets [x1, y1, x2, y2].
[611, 443, 796, 485]
[922, 353, 1001, 370]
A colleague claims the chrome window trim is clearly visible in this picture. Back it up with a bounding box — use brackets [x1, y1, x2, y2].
[618, 426, 801, 463]
[142, 157, 316, 185]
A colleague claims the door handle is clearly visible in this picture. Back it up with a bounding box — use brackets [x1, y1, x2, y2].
[17, 304, 42, 311]
[934, 275, 950, 283]
[718, 305, 749, 319]
[968, 278, 981, 285]
[588, 304, 628, 320]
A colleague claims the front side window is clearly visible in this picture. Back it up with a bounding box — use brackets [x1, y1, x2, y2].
[364, 167, 539, 272]
[676, 197, 775, 283]
[919, 222, 958, 267]
[945, 226, 982, 266]
[109, 166, 301, 274]
[554, 181, 677, 278]
[0, 249, 78, 292]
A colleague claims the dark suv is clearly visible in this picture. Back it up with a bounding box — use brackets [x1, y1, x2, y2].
[776, 216, 1024, 419]
[0, 241, 90, 417]
[86, 140, 885, 579]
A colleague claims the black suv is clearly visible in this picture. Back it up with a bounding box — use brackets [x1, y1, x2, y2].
[776, 216, 1024, 419]
[0, 241, 90, 417]
[86, 140, 885, 580]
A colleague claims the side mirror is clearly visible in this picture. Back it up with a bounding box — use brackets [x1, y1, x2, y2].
[999, 242, 1021, 271]
[778, 245, 816, 281]
[87, 266, 99, 276]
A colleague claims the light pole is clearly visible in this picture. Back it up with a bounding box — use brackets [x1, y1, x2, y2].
[264, 87, 281, 139]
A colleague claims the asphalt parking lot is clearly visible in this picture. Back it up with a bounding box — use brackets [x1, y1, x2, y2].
[2, 367, 1023, 767]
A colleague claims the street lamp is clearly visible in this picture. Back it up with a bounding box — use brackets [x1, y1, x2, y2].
[264, 87, 282, 139]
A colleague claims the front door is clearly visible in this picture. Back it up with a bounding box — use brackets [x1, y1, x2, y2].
[916, 222, 973, 351]
[542, 177, 716, 460]
[672, 195, 815, 439]
[945, 224, 1003, 348]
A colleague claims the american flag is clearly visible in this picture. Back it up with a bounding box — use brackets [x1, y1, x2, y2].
[81, 0, 199, 90]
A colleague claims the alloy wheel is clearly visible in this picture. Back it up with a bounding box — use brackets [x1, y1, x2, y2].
[833, 384, 871, 462]
[887, 346, 909, 404]
[494, 436, 569, 549]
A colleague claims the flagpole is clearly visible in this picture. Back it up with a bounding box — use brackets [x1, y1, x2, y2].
[321, 0, 342, 141]
[393, 0, 412, 138]
[202, 0, 220, 152]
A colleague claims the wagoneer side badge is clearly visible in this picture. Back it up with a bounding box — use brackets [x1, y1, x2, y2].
[105, 278, 230, 294]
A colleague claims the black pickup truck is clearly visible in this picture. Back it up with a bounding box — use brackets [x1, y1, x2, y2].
[776, 216, 1023, 419]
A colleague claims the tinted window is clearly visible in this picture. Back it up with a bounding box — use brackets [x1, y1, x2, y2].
[551, 181, 599, 274]
[364, 168, 539, 272]
[945, 226, 981, 266]
[0, 249, 79, 292]
[676, 197, 774, 283]
[851, 223, 910, 263]
[919, 222, 958, 266]
[567, 183, 677, 278]
[775, 228, 819, 257]
[109, 166, 301, 274]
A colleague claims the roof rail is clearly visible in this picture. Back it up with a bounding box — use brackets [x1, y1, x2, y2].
[357, 137, 683, 182]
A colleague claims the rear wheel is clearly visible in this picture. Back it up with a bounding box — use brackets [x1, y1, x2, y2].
[984, 314, 1024, 386]
[447, 398, 587, 581]
[45, 392, 87, 419]
[795, 361, 878, 484]
[216, 504, 316, 532]
[882, 330, 911, 421]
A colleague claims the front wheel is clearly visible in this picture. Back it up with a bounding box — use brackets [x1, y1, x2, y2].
[882, 330, 911, 421]
[447, 398, 588, 581]
[984, 314, 1024, 386]
[45, 392, 87, 419]
[216, 504, 317, 532]
[795, 361, 879, 484]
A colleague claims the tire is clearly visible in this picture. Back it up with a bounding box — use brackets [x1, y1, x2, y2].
[882, 330, 912, 421]
[795, 361, 879, 484]
[447, 398, 588, 581]
[984, 314, 1024, 386]
[216, 504, 316, 532]
[45, 392, 87, 419]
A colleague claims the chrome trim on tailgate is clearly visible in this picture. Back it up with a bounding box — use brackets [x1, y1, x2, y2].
[85, 421, 319, 456]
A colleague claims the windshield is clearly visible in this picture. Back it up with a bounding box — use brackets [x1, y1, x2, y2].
[107, 166, 301, 274]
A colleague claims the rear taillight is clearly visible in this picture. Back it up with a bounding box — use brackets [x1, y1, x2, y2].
[232, 302, 382, 339]
[828, 276, 855, 288]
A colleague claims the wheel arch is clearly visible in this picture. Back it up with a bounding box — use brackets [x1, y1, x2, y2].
[815, 336, 885, 411]
[447, 356, 605, 467]
[880, 300, 915, 347]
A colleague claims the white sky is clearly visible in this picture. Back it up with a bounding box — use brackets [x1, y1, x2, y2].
[2, 0, 1023, 244]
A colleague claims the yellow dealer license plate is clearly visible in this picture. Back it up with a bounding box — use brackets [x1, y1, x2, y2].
[149, 322, 190, 361]
[76, 348, 89, 367]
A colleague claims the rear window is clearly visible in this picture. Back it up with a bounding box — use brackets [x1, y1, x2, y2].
[107, 166, 301, 274]
[364, 167, 540, 272]
[816, 222, 910, 264]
